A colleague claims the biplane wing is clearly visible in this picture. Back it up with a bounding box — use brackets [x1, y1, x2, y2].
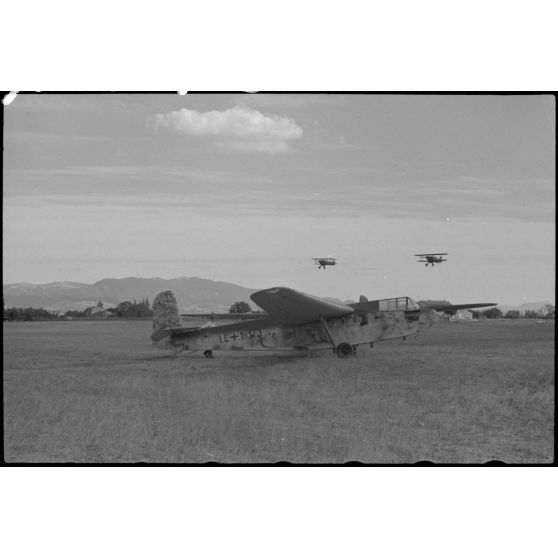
[414, 253, 448, 256]
[250, 287, 354, 326]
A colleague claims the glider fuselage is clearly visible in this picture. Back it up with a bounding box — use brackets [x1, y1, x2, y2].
[166, 302, 436, 354]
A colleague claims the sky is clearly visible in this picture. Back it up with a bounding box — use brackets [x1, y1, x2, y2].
[3, 93, 555, 305]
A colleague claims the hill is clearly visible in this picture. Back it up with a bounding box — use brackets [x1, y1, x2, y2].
[3, 277, 259, 313]
[4, 279, 553, 315]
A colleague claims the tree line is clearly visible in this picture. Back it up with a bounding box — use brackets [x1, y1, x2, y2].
[4, 297, 256, 321]
[4, 299, 555, 321]
[470, 304, 555, 319]
[3, 298, 153, 321]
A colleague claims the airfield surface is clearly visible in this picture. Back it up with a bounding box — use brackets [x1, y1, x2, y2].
[3, 319, 554, 463]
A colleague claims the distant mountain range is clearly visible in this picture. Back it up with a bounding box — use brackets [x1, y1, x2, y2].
[3, 277, 259, 313]
[2, 277, 553, 314]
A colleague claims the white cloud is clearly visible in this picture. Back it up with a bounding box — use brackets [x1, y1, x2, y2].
[151, 105, 303, 152]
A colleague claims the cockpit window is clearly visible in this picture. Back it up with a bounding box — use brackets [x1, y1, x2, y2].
[376, 297, 419, 311]
[406, 297, 419, 310]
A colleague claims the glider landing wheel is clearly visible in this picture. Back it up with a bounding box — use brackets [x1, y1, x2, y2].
[203, 350, 213, 358]
[336, 342, 355, 358]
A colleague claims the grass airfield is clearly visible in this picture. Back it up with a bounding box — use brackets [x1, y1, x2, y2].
[3, 319, 554, 464]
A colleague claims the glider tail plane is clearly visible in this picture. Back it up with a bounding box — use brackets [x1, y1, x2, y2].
[151, 290, 183, 344]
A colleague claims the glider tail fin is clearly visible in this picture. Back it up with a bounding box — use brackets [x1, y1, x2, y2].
[151, 291, 183, 343]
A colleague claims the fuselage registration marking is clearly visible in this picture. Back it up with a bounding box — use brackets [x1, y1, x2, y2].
[218, 329, 263, 344]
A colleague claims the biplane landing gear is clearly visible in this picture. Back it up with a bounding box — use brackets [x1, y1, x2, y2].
[336, 342, 356, 358]
[203, 350, 213, 358]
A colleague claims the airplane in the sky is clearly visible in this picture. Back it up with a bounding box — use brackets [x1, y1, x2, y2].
[415, 253, 448, 267]
[312, 257, 337, 270]
[151, 288, 497, 358]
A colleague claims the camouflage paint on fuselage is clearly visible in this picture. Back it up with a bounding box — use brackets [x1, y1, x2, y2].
[168, 308, 437, 353]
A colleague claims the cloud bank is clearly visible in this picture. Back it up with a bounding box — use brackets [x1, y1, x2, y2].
[152, 105, 303, 152]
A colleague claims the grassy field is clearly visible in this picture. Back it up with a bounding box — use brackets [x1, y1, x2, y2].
[3, 319, 554, 463]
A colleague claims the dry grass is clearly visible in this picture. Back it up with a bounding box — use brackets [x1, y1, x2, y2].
[3, 319, 554, 463]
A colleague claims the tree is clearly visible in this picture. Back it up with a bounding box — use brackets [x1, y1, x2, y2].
[482, 307, 503, 319]
[4, 306, 59, 321]
[113, 299, 152, 318]
[229, 301, 251, 314]
[504, 310, 520, 319]
[542, 304, 555, 319]
[116, 301, 132, 317]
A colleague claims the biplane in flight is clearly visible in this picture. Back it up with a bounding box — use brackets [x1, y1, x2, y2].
[415, 253, 448, 267]
[312, 257, 337, 270]
[151, 287, 496, 359]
